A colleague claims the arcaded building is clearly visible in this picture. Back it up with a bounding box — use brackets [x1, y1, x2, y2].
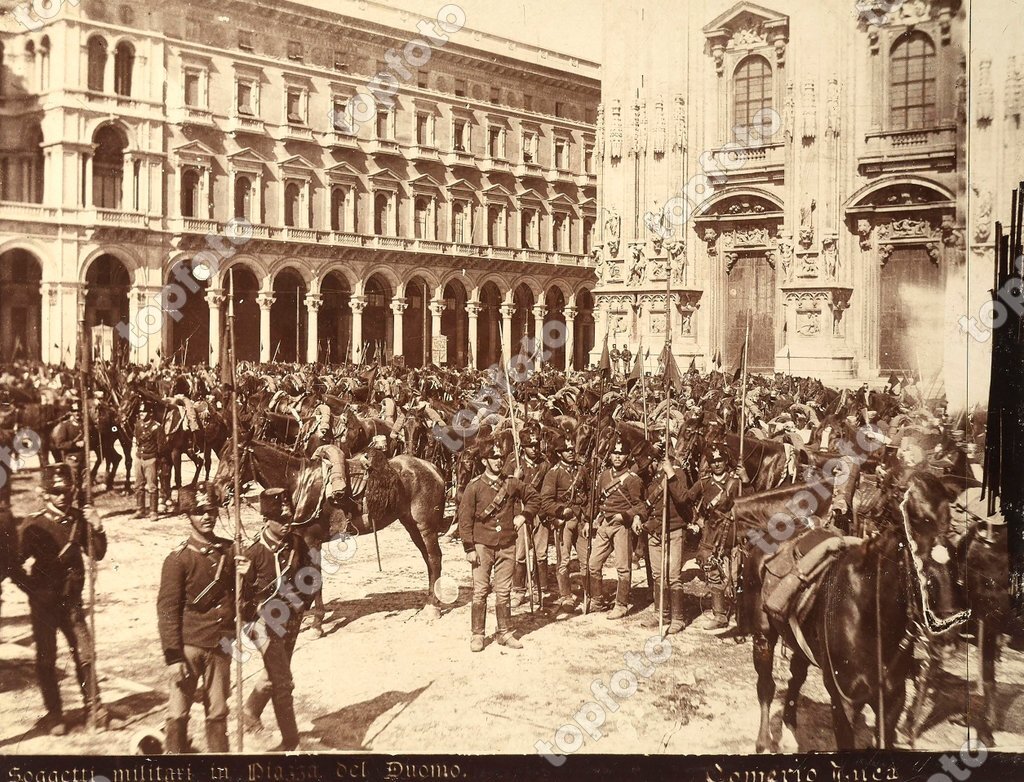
[593, 0, 971, 388]
[0, 0, 599, 369]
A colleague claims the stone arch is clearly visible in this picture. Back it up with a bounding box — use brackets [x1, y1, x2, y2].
[544, 285, 569, 370]
[441, 278, 470, 368]
[165, 259, 210, 366]
[0, 247, 43, 361]
[361, 272, 394, 363]
[572, 287, 596, 369]
[319, 270, 352, 363]
[692, 186, 784, 218]
[357, 265, 401, 297]
[477, 280, 504, 367]
[843, 176, 955, 212]
[270, 266, 307, 363]
[511, 281, 537, 351]
[84, 253, 131, 361]
[79, 245, 140, 284]
[402, 273, 433, 367]
[222, 262, 261, 362]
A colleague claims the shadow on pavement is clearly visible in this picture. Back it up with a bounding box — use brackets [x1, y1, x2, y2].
[309, 683, 432, 750]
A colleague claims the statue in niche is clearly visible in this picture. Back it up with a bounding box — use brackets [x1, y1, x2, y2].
[628, 245, 647, 286]
[799, 199, 816, 248]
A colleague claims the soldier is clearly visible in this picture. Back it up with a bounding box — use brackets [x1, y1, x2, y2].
[511, 431, 552, 608]
[156, 483, 243, 753]
[241, 487, 316, 751]
[132, 400, 163, 518]
[609, 344, 622, 377]
[620, 345, 633, 377]
[541, 436, 587, 619]
[686, 443, 742, 632]
[17, 463, 110, 734]
[588, 438, 646, 619]
[51, 401, 86, 495]
[458, 440, 539, 652]
[643, 436, 699, 633]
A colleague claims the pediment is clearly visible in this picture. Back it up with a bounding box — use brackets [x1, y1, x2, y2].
[280, 154, 317, 171]
[227, 147, 269, 172]
[483, 183, 516, 201]
[704, 2, 789, 39]
[173, 140, 217, 165]
[410, 173, 446, 192]
[325, 161, 363, 181]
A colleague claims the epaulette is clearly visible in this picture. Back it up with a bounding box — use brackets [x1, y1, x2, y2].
[173, 540, 188, 556]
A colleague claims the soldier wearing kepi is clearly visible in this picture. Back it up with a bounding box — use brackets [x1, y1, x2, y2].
[541, 436, 588, 619]
[132, 400, 163, 518]
[241, 487, 316, 751]
[157, 483, 242, 753]
[510, 431, 552, 608]
[17, 463, 110, 734]
[588, 438, 646, 619]
[458, 440, 539, 652]
[686, 443, 742, 632]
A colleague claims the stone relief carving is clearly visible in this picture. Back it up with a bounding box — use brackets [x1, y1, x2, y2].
[973, 187, 993, 245]
[825, 78, 840, 139]
[609, 99, 623, 160]
[875, 218, 937, 241]
[857, 219, 872, 250]
[799, 199, 816, 249]
[796, 307, 821, 336]
[733, 19, 766, 46]
[777, 235, 794, 278]
[652, 97, 666, 155]
[783, 81, 795, 145]
[703, 227, 719, 257]
[1007, 56, 1023, 118]
[879, 244, 894, 266]
[628, 245, 647, 286]
[724, 252, 740, 275]
[941, 215, 964, 249]
[595, 103, 605, 160]
[822, 236, 839, 279]
[722, 227, 771, 247]
[666, 240, 686, 283]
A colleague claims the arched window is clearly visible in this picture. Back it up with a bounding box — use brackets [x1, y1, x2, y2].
[234, 176, 251, 220]
[180, 168, 201, 218]
[890, 31, 936, 130]
[87, 36, 107, 92]
[284, 182, 301, 227]
[39, 37, 50, 91]
[24, 41, 35, 90]
[330, 187, 347, 232]
[487, 205, 502, 246]
[374, 193, 389, 235]
[733, 56, 773, 134]
[414, 196, 431, 239]
[92, 125, 127, 209]
[114, 41, 134, 96]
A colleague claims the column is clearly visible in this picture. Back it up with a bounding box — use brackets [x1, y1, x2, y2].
[104, 51, 115, 95]
[84, 152, 94, 208]
[65, 283, 83, 368]
[257, 292, 275, 363]
[499, 303, 514, 361]
[305, 293, 322, 363]
[390, 297, 408, 359]
[121, 153, 133, 211]
[207, 289, 225, 366]
[564, 305, 578, 371]
[127, 285, 145, 364]
[40, 282, 56, 365]
[466, 300, 481, 368]
[532, 304, 546, 349]
[253, 176, 263, 225]
[350, 294, 367, 364]
[429, 299, 446, 364]
[203, 166, 213, 219]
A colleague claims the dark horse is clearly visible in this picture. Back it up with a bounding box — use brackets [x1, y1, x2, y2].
[212, 438, 446, 632]
[742, 471, 967, 751]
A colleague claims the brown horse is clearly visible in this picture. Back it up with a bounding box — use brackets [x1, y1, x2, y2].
[742, 471, 967, 751]
[212, 438, 446, 631]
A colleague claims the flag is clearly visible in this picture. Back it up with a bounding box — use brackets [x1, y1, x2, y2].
[688, 357, 696, 373]
[597, 334, 611, 378]
[660, 343, 684, 392]
[886, 372, 900, 391]
[713, 349, 722, 371]
[626, 345, 644, 391]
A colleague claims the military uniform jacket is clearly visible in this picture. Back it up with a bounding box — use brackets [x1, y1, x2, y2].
[540, 462, 584, 522]
[134, 417, 163, 459]
[241, 531, 315, 625]
[157, 532, 236, 664]
[682, 473, 741, 526]
[17, 503, 107, 598]
[507, 456, 550, 520]
[644, 467, 693, 534]
[596, 467, 647, 523]
[458, 473, 539, 552]
[51, 420, 84, 457]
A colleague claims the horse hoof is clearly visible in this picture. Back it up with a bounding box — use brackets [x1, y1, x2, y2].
[778, 725, 798, 753]
[418, 604, 441, 621]
[311, 625, 325, 638]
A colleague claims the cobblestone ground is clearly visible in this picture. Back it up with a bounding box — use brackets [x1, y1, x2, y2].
[1, 461, 1022, 756]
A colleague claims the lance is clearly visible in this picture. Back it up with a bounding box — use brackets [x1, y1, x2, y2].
[739, 311, 751, 497]
[659, 255, 674, 638]
[77, 311, 101, 730]
[584, 337, 608, 615]
[227, 269, 245, 751]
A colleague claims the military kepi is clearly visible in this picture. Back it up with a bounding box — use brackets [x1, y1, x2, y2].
[260, 487, 293, 521]
[41, 463, 73, 495]
[179, 482, 217, 515]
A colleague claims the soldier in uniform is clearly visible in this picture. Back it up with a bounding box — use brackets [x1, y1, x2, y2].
[17, 463, 109, 734]
[51, 401, 86, 497]
[157, 483, 242, 753]
[609, 344, 622, 378]
[541, 436, 587, 619]
[588, 438, 646, 619]
[241, 487, 315, 751]
[510, 431, 551, 608]
[132, 400, 163, 518]
[620, 345, 633, 377]
[457, 440, 539, 652]
[686, 443, 742, 632]
[643, 436, 699, 633]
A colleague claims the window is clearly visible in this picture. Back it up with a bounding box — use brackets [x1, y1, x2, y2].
[488, 126, 505, 159]
[330, 187, 348, 232]
[454, 78, 467, 98]
[287, 40, 303, 61]
[553, 214, 568, 252]
[284, 182, 301, 227]
[452, 201, 470, 243]
[114, 42, 134, 97]
[180, 168, 201, 218]
[286, 89, 304, 124]
[521, 208, 537, 249]
[584, 107, 596, 124]
[583, 217, 595, 255]
[453, 119, 470, 152]
[93, 125, 127, 209]
[234, 176, 251, 219]
[522, 132, 537, 163]
[184, 70, 202, 107]
[555, 101, 565, 118]
[374, 193, 390, 235]
[890, 31, 937, 131]
[555, 138, 569, 170]
[332, 97, 351, 132]
[584, 145, 594, 174]
[487, 205, 506, 247]
[489, 86, 500, 104]
[25, 41, 35, 90]
[87, 37, 107, 92]
[734, 56, 773, 134]
[376, 109, 392, 140]
[237, 80, 255, 115]
[523, 93, 533, 111]
[238, 30, 254, 51]
[416, 113, 433, 146]
[414, 197, 432, 239]
[418, 70, 429, 89]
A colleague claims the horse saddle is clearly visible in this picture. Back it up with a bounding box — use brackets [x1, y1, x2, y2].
[762, 528, 855, 631]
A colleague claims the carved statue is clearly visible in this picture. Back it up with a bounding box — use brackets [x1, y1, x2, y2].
[609, 99, 623, 159]
[652, 97, 666, 155]
[595, 103, 605, 160]
[628, 245, 646, 286]
[977, 59, 994, 123]
[825, 78, 840, 139]
[777, 236, 794, 278]
[783, 81, 795, 145]
[652, 235, 665, 255]
[608, 240, 621, 259]
[857, 219, 872, 250]
[801, 81, 817, 141]
[799, 199, 816, 248]
[666, 240, 687, 283]
[592, 248, 606, 283]
[973, 187, 993, 244]
[823, 237, 839, 279]
[673, 95, 687, 151]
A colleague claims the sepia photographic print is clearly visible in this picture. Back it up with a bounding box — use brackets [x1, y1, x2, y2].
[0, 0, 1022, 779]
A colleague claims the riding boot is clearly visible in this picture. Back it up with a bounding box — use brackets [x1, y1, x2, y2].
[245, 684, 273, 723]
[205, 719, 229, 753]
[588, 574, 608, 610]
[269, 690, 300, 751]
[149, 492, 159, 517]
[667, 587, 688, 634]
[511, 562, 527, 607]
[495, 604, 523, 648]
[470, 601, 486, 652]
[164, 717, 189, 754]
[79, 662, 110, 729]
[699, 589, 730, 632]
[641, 581, 663, 628]
[135, 490, 148, 519]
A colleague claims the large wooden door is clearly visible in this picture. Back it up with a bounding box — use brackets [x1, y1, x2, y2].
[724, 255, 775, 373]
[879, 246, 943, 373]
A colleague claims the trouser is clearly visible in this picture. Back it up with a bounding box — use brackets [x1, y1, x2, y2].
[556, 518, 592, 602]
[588, 522, 632, 608]
[648, 527, 685, 591]
[246, 620, 303, 748]
[165, 644, 231, 753]
[132, 455, 157, 502]
[29, 592, 100, 717]
[512, 520, 549, 596]
[470, 541, 515, 637]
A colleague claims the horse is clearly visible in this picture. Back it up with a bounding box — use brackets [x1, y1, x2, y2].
[212, 437, 446, 632]
[741, 471, 967, 751]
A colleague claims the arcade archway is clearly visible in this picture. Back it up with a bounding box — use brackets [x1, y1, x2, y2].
[0, 249, 42, 361]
